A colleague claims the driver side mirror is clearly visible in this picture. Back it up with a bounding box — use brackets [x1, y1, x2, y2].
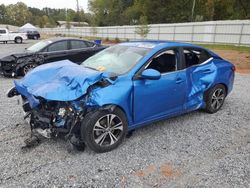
[141, 69, 161, 80]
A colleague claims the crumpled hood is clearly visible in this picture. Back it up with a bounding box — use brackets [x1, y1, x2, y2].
[1, 53, 32, 62]
[14, 60, 110, 106]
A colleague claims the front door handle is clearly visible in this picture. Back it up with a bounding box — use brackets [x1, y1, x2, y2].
[176, 78, 184, 84]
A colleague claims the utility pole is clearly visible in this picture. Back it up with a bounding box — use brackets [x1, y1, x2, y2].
[76, 0, 80, 24]
[191, 0, 196, 22]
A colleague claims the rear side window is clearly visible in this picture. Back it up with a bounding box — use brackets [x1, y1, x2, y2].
[86, 41, 95, 47]
[47, 41, 68, 52]
[0, 30, 6, 34]
[183, 48, 211, 68]
[70, 40, 88, 49]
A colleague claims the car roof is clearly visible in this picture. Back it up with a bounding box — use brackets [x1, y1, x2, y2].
[118, 40, 221, 59]
[119, 40, 203, 49]
[43, 37, 92, 43]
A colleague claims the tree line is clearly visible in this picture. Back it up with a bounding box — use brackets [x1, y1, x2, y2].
[90, 0, 250, 26]
[0, 0, 249, 28]
[0, 2, 90, 28]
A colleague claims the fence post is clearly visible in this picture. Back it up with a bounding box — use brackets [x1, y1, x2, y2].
[238, 23, 244, 45]
[158, 25, 160, 40]
[134, 26, 136, 40]
[173, 25, 176, 41]
[124, 27, 126, 40]
[213, 23, 217, 44]
[107, 27, 109, 39]
[191, 24, 194, 42]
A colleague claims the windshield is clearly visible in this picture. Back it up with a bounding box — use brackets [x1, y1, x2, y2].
[27, 40, 51, 52]
[82, 45, 150, 75]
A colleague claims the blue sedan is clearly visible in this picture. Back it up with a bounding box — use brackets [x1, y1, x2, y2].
[8, 41, 235, 152]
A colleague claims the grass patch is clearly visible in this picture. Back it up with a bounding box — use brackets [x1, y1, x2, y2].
[197, 43, 250, 52]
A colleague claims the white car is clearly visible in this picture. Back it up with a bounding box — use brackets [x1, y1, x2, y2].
[0, 28, 27, 44]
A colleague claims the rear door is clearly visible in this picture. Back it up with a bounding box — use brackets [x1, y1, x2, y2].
[181, 47, 214, 111]
[68, 40, 97, 64]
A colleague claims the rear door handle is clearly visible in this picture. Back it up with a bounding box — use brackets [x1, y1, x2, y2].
[203, 69, 213, 74]
[176, 78, 184, 84]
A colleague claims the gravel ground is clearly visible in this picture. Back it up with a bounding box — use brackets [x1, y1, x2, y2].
[0, 41, 249, 187]
[0, 40, 37, 58]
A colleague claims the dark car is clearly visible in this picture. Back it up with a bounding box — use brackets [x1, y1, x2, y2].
[0, 38, 106, 77]
[27, 31, 40, 40]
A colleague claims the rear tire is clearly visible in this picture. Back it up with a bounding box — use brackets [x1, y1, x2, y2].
[204, 84, 226, 114]
[81, 107, 128, 153]
[15, 37, 23, 44]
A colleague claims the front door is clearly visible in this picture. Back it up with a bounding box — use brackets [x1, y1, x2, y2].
[0, 29, 8, 41]
[133, 48, 187, 123]
[42, 40, 70, 63]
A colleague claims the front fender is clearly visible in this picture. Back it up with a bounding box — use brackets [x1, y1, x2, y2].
[86, 79, 134, 126]
[15, 54, 45, 72]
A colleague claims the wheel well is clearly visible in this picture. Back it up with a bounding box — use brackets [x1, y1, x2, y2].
[218, 83, 228, 96]
[205, 83, 228, 99]
[100, 104, 129, 122]
[101, 104, 126, 114]
[15, 36, 22, 40]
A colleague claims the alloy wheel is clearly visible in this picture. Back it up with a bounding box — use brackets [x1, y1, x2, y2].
[211, 88, 225, 110]
[93, 114, 123, 147]
[23, 64, 37, 75]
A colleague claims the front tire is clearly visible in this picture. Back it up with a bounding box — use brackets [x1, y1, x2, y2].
[204, 84, 226, 114]
[22, 63, 37, 75]
[81, 107, 128, 153]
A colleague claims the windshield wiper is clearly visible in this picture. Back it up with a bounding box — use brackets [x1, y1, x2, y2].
[84, 66, 98, 71]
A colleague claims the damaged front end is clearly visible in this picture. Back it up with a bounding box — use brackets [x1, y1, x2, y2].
[0, 55, 17, 77]
[0, 53, 45, 77]
[8, 87, 92, 149]
[7, 60, 114, 150]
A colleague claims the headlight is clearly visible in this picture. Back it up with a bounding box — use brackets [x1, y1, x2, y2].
[58, 108, 66, 117]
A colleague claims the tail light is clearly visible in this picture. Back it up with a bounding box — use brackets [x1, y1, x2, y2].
[231, 66, 236, 72]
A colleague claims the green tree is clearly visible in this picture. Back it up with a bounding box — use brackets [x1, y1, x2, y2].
[135, 15, 150, 39]
[0, 4, 7, 24]
[6, 2, 32, 26]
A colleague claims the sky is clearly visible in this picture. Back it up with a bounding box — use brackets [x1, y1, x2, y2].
[0, 0, 89, 11]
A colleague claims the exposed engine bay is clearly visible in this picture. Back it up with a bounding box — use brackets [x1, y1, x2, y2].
[28, 99, 85, 138]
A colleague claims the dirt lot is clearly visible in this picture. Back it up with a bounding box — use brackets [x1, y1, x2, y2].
[214, 50, 250, 73]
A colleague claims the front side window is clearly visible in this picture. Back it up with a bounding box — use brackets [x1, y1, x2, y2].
[183, 48, 211, 68]
[47, 41, 68, 52]
[70, 40, 87, 49]
[146, 49, 179, 74]
[0, 30, 6, 34]
[82, 45, 150, 75]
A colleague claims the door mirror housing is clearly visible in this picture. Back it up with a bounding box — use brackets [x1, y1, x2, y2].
[141, 69, 161, 80]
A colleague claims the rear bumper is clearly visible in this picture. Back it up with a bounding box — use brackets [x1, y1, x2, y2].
[227, 71, 235, 95]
